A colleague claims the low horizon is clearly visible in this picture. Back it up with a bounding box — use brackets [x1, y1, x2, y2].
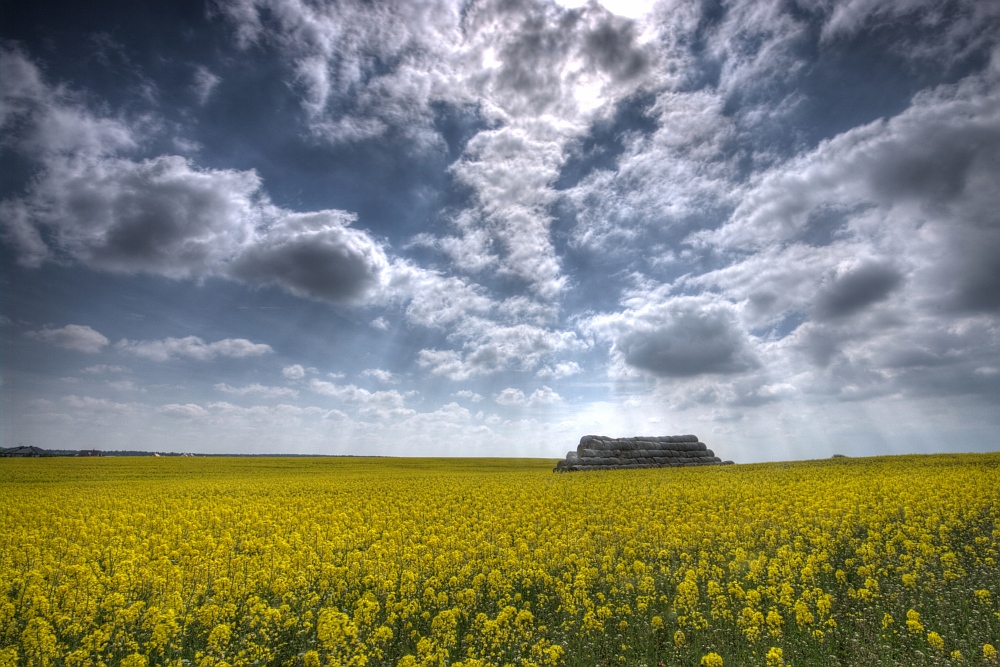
[3, 0, 999, 462]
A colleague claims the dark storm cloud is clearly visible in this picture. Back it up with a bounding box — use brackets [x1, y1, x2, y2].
[228, 211, 389, 304]
[588, 295, 760, 378]
[4, 155, 260, 276]
[813, 262, 902, 320]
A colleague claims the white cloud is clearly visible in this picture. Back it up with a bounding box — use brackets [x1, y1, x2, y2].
[536, 361, 582, 379]
[453, 390, 484, 403]
[494, 387, 526, 406]
[27, 324, 109, 353]
[527, 385, 562, 405]
[81, 364, 128, 374]
[388, 262, 493, 329]
[417, 319, 586, 380]
[216, 0, 659, 299]
[192, 66, 220, 104]
[0, 48, 137, 158]
[158, 403, 210, 419]
[117, 336, 273, 362]
[361, 368, 398, 384]
[214, 382, 299, 399]
[494, 385, 562, 406]
[282, 364, 306, 380]
[309, 379, 415, 419]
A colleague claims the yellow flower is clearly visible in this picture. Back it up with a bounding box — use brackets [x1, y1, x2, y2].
[700, 652, 724, 667]
[765, 646, 784, 666]
[985, 644, 997, 661]
[927, 631, 944, 651]
[673, 630, 686, 647]
[906, 609, 924, 634]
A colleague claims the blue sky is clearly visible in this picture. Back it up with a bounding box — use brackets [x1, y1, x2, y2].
[2, 0, 999, 459]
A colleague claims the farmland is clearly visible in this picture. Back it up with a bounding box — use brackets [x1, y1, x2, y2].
[1, 454, 998, 666]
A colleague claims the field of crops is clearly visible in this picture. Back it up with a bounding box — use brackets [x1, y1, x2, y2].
[1, 453, 998, 667]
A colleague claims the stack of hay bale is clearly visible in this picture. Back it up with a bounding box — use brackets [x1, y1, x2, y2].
[554, 435, 734, 472]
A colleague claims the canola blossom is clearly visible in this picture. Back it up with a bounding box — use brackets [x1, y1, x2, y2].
[1, 454, 998, 666]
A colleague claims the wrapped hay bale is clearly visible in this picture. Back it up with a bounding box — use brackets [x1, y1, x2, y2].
[556, 435, 732, 472]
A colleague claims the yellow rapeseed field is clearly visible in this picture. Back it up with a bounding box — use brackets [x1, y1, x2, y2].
[1, 454, 998, 667]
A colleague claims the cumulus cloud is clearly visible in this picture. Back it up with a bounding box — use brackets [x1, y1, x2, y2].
[0, 48, 137, 158]
[813, 261, 903, 320]
[309, 379, 415, 419]
[0, 49, 393, 306]
[4, 154, 262, 274]
[494, 387, 526, 406]
[282, 364, 306, 380]
[417, 319, 585, 380]
[27, 324, 109, 353]
[587, 295, 760, 378]
[453, 390, 484, 403]
[228, 210, 390, 304]
[495, 385, 562, 406]
[536, 361, 582, 379]
[117, 336, 273, 362]
[361, 368, 397, 384]
[214, 382, 299, 399]
[388, 262, 493, 329]
[216, 0, 659, 299]
[158, 403, 210, 419]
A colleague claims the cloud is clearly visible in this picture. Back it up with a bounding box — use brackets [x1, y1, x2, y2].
[282, 364, 306, 380]
[536, 361, 582, 379]
[106, 380, 144, 393]
[453, 390, 484, 403]
[214, 382, 299, 399]
[228, 210, 390, 304]
[813, 261, 902, 320]
[158, 403, 210, 419]
[4, 154, 262, 275]
[81, 364, 128, 374]
[117, 336, 273, 362]
[217, 0, 658, 299]
[309, 379, 415, 419]
[0, 48, 137, 158]
[494, 387, 526, 406]
[192, 66, 220, 104]
[417, 319, 585, 380]
[361, 368, 398, 384]
[587, 294, 760, 378]
[0, 50, 394, 306]
[814, 0, 1000, 63]
[27, 324, 109, 353]
[494, 385, 563, 406]
[388, 262, 493, 329]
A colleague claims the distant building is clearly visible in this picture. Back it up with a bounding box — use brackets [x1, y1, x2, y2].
[77, 450, 103, 457]
[1, 446, 46, 457]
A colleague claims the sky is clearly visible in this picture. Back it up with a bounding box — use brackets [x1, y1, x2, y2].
[1, 0, 999, 460]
